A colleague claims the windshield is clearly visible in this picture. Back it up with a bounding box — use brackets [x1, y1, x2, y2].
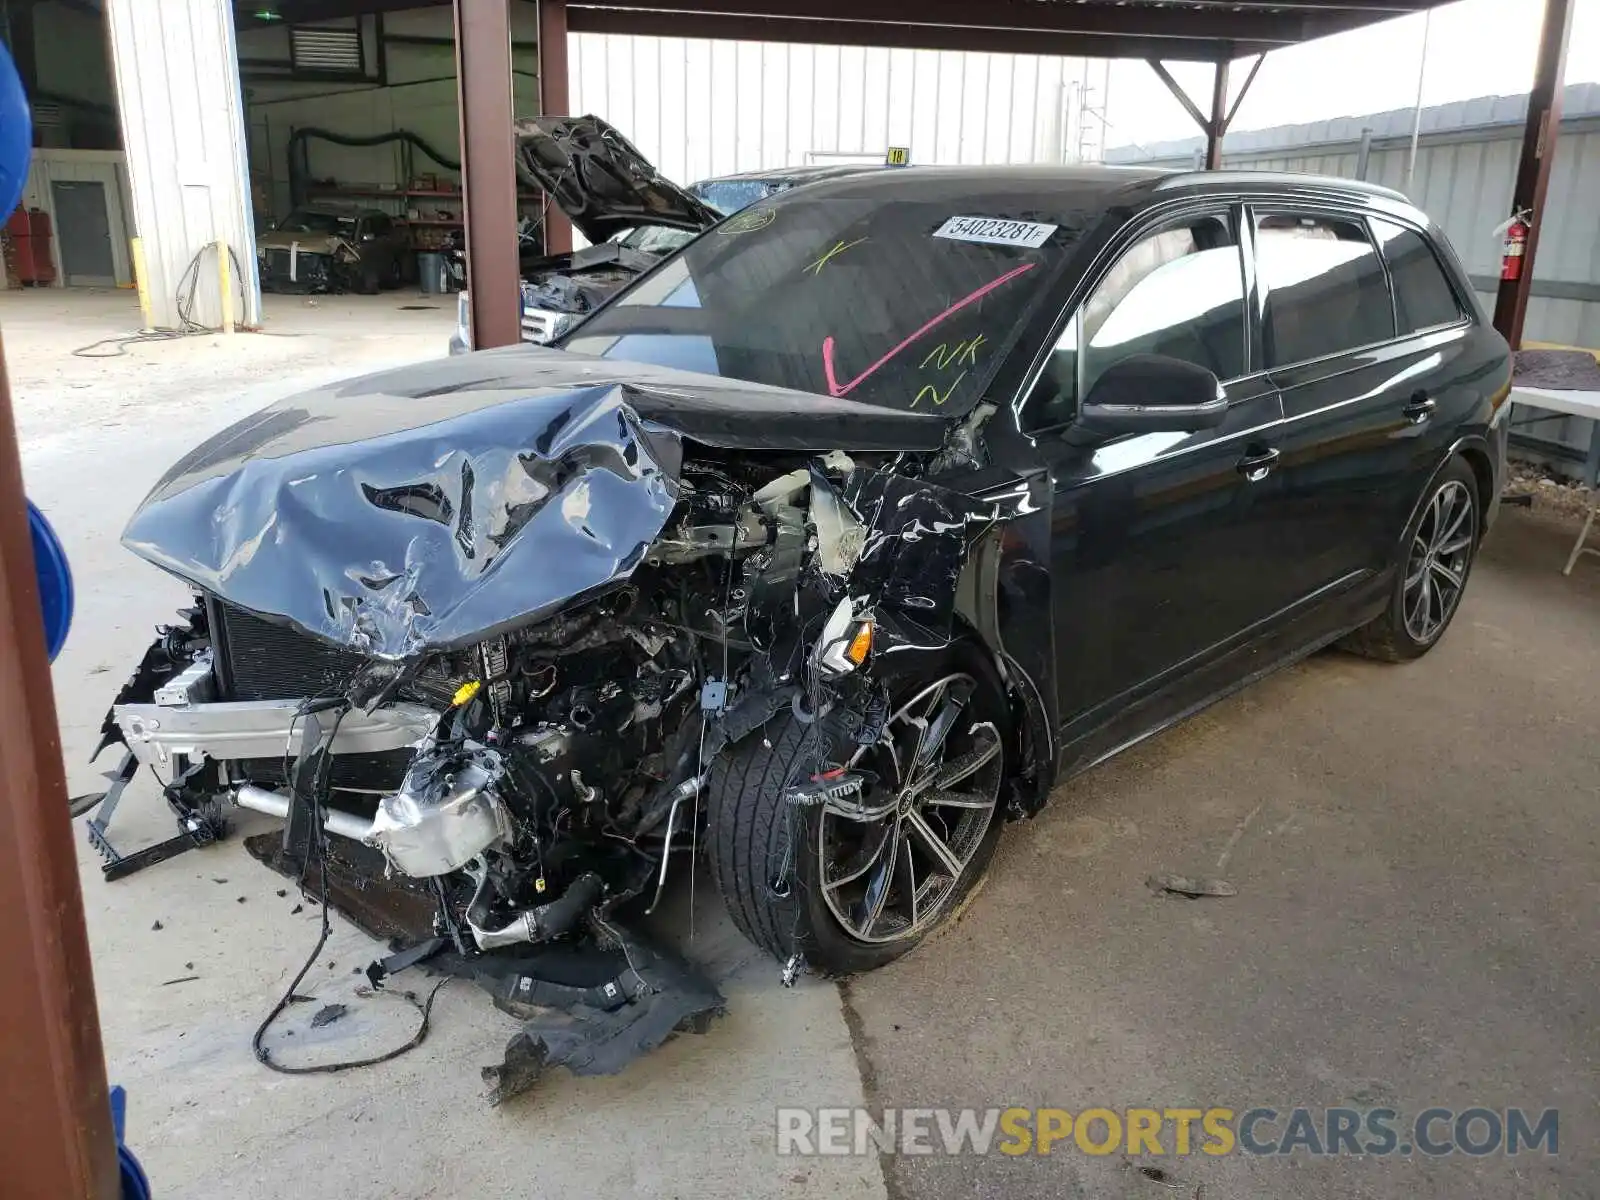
[689, 178, 778, 215]
[563, 189, 1078, 414]
[613, 225, 698, 254]
[278, 210, 357, 235]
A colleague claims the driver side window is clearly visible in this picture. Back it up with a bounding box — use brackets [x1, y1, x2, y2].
[1027, 213, 1246, 429]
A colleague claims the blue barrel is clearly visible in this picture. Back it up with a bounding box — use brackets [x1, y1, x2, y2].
[110, 1086, 152, 1200]
[29, 501, 73, 661]
[0, 36, 27, 219]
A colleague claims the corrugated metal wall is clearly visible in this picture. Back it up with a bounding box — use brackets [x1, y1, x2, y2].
[569, 34, 1095, 186]
[105, 0, 260, 328]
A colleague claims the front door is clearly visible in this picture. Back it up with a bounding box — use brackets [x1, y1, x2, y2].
[1025, 208, 1289, 743]
[51, 180, 116, 286]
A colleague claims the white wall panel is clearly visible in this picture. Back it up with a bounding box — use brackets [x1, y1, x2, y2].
[569, 33, 1094, 185]
[105, 0, 259, 329]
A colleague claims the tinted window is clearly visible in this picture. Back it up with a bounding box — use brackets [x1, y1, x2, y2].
[1027, 216, 1244, 429]
[565, 188, 1083, 414]
[1370, 218, 1462, 333]
[366, 214, 391, 236]
[1255, 213, 1394, 367]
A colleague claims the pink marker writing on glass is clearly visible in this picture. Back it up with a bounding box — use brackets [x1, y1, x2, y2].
[821, 261, 1036, 398]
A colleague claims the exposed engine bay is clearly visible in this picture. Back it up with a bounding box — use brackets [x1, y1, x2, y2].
[86, 350, 1037, 1098]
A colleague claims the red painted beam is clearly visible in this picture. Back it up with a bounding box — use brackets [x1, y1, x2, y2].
[0, 337, 121, 1200]
[454, 0, 522, 349]
[1493, 0, 1575, 349]
[539, 0, 573, 256]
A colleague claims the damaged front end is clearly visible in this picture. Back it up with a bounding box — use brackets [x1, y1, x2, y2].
[257, 236, 365, 294]
[93, 348, 1018, 1098]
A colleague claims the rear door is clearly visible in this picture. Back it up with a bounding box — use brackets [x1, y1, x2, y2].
[1253, 206, 1468, 602]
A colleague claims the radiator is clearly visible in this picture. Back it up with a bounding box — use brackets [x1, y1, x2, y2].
[210, 599, 413, 793]
[210, 600, 367, 702]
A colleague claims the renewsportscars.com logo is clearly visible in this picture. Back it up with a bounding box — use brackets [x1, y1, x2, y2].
[776, 1106, 1559, 1158]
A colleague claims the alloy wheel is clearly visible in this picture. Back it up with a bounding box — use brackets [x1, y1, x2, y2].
[818, 672, 1003, 944]
[1402, 479, 1476, 644]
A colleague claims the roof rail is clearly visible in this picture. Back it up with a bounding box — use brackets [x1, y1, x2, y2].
[1152, 171, 1410, 204]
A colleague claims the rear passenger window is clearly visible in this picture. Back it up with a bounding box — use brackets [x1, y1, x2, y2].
[1254, 213, 1394, 368]
[1370, 218, 1463, 333]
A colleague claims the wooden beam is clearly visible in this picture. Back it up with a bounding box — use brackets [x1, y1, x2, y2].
[568, 8, 1239, 62]
[454, 0, 522, 349]
[538, 0, 572, 255]
[0, 338, 121, 1200]
[568, 0, 1347, 44]
[1493, 0, 1575, 349]
[1225, 53, 1267, 130]
[1205, 59, 1230, 169]
[1146, 59, 1210, 132]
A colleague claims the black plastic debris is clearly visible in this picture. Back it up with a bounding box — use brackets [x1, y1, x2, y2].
[465, 926, 725, 1106]
[1146, 873, 1237, 899]
[150, 920, 163, 931]
[310, 1004, 348, 1029]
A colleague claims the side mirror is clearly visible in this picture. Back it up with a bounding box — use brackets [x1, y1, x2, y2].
[1070, 354, 1227, 443]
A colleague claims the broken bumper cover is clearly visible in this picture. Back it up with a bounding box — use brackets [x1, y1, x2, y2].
[259, 248, 338, 293]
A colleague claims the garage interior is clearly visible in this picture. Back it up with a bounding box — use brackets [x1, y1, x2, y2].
[0, 0, 552, 308]
[2, 2, 1598, 1197]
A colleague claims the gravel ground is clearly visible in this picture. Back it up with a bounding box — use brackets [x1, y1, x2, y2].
[1505, 459, 1596, 525]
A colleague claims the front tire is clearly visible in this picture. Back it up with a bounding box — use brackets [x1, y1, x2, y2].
[1342, 456, 1480, 662]
[707, 641, 1009, 975]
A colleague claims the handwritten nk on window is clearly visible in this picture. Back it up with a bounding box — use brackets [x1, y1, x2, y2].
[821, 263, 1035, 400]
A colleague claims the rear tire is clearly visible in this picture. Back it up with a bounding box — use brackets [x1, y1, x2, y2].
[1341, 456, 1480, 662]
[706, 641, 1009, 975]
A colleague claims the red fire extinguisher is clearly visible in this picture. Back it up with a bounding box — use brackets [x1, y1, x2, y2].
[1501, 215, 1529, 281]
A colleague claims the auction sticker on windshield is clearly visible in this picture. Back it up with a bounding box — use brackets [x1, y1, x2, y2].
[934, 216, 1058, 249]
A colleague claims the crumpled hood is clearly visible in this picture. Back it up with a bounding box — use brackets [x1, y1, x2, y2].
[122, 345, 948, 660]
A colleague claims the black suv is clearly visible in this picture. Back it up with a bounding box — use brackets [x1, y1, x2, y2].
[102, 167, 1509, 1036]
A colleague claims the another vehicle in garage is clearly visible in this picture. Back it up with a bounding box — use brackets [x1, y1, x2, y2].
[449, 115, 876, 352]
[92, 166, 1509, 1092]
[257, 205, 409, 294]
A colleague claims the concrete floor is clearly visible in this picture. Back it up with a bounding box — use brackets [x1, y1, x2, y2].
[7, 287, 1596, 1199]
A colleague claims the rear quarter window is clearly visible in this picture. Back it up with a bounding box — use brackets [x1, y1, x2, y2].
[1370, 218, 1465, 333]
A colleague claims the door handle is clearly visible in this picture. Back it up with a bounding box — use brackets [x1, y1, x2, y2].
[1235, 446, 1281, 483]
[1403, 392, 1437, 424]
